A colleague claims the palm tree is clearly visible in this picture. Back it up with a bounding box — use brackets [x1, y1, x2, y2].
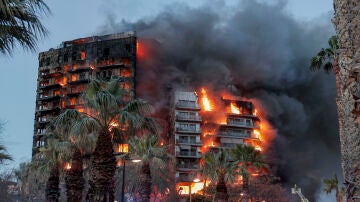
[202, 150, 235, 202]
[230, 144, 266, 201]
[323, 174, 345, 202]
[128, 134, 171, 202]
[77, 78, 157, 201]
[0, 123, 12, 165]
[310, 35, 340, 95]
[52, 109, 97, 202]
[0, 0, 49, 54]
[333, 0, 360, 199]
[31, 135, 71, 202]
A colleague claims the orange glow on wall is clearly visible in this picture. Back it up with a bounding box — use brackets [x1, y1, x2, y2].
[230, 102, 240, 114]
[70, 98, 76, 106]
[81, 50, 86, 60]
[201, 88, 212, 111]
[63, 65, 68, 72]
[71, 74, 77, 81]
[120, 69, 131, 77]
[118, 143, 129, 153]
[72, 64, 77, 71]
[54, 89, 60, 96]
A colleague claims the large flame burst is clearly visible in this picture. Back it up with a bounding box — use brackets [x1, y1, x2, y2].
[201, 88, 212, 111]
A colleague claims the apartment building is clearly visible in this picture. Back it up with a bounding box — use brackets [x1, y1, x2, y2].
[33, 32, 137, 155]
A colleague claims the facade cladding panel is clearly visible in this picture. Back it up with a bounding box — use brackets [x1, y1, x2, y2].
[33, 32, 136, 155]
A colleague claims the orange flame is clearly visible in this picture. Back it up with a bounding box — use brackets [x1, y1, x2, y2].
[255, 145, 262, 152]
[65, 162, 71, 170]
[230, 102, 240, 114]
[201, 88, 212, 111]
[253, 109, 258, 116]
[118, 144, 129, 153]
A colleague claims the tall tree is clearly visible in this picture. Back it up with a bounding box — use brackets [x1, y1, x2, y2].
[0, 123, 12, 166]
[79, 78, 157, 202]
[202, 150, 235, 202]
[31, 135, 71, 202]
[0, 0, 50, 54]
[310, 35, 340, 95]
[52, 109, 97, 202]
[323, 174, 345, 202]
[333, 0, 360, 199]
[128, 134, 171, 202]
[230, 145, 266, 202]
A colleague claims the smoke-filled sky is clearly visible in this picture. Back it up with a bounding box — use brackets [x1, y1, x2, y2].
[0, 0, 337, 201]
[99, 1, 338, 200]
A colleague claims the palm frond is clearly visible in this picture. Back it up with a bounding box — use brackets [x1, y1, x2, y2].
[0, 0, 50, 54]
[323, 61, 333, 73]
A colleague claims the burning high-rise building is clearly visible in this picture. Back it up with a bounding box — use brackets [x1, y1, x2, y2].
[170, 90, 203, 194]
[170, 88, 263, 195]
[32, 32, 137, 155]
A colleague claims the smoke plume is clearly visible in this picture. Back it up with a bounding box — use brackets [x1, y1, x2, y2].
[99, 0, 340, 200]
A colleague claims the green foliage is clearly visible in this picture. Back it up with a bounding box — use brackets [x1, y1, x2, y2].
[230, 144, 267, 179]
[0, 122, 12, 165]
[128, 134, 171, 167]
[202, 149, 235, 183]
[0, 0, 50, 54]
[310, 35, 338, 73]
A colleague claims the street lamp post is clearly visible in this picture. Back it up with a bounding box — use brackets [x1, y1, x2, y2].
[115, 143, 141, 202]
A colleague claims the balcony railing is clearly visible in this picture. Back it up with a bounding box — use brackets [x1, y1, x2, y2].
[176, 139, 202, 145]
[38, 94, 61, 101]
[219, 132, 251, 138]
[176, 127, 202, 133]
[175, 102, 201, 110]
[177, 151, 202, 158]
[177, 163, 200, 170]
[176, 115, 202, 122]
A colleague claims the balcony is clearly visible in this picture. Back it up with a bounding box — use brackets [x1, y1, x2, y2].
[39, 83, 62, 90]
[176, 163, 200, 171]
[38, 94, 61, 101]
[218, 132, 251, 139]
[225, 122, 259, 129]
[175, 115, 202, 122]
[175, 102, 201, 110]
[68, 78, 91, 84]
[176, 127, 202, 134]
[176, 139, 202, 146]
[176, 151, 202, 158]
[41, 71, 63, 79]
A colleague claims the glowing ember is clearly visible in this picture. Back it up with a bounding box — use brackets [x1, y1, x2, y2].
[201, 88, 212, 111]
[230, 102, 240, 114]
[65, 162, 71, 170]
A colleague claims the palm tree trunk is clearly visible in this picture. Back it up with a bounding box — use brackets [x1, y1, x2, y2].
[86, 129, 116, 202]
[215, 173, 228, 202]
[139, 161, 152, 202]
[65, 149, 84, 202]
[242, 175, 249, 202]
[333, 0, 360, 200]
[45, 164, 60, 202]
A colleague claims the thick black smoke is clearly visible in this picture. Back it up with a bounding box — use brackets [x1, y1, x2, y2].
[99, 1, 341, 200]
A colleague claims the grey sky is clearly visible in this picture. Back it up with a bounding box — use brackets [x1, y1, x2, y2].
[0, 0, 333, 200]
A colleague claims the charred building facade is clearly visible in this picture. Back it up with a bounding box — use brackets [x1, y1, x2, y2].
[33, 32, 137, 155]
